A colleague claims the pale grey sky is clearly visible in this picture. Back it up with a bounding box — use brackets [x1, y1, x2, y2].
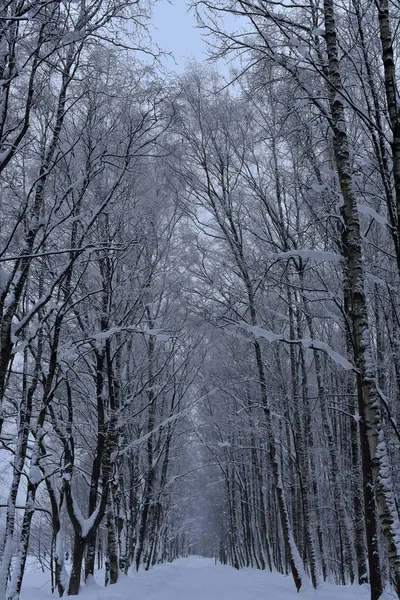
[151, 0, 207, 70]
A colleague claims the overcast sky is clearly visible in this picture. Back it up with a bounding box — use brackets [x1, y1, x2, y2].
[151, 1, 207, 70]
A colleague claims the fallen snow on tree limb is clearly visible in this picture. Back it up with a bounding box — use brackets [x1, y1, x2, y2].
[357, 204, 387, 226]
[240, 322, 283, 342]
[275, 249, 341, 262]
[300, 339, 354, 370]
[240, 323, 354, 370]
[68, 492, 102, 538]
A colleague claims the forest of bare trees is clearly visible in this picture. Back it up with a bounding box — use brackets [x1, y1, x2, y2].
[1, 1, 400, 599]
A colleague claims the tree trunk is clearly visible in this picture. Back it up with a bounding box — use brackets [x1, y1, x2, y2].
[323, 0, 400, 595]
[253, 337, 307, 591]
[105, 491, 119, 586]
[68, 536, 86, 597]
[376, 0, 400, 251]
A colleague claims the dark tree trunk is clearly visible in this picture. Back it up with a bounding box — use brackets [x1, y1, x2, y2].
[68, 536, 86, 596]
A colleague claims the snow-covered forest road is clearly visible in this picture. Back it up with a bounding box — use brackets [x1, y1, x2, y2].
[21, 557, 378, 600]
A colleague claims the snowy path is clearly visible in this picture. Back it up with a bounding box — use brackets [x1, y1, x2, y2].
[21, 556, 374, 600]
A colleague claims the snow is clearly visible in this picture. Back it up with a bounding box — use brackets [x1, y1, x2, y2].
[385, 131, 394, 144]
[28, 466, 42, 485]
[357, 204, 387, 226]
[0, 267, 10, 293]
[92, 327, 122, 341]
[91, 327, 170, 343]
[81, 504, 101, 538]
[10, 339, 28, 355]
[19, 556, 387, 600]
[297, 44, 309, 58]
[275, 250, 341, 262]
[62, 31, 85, 43]
[240, 322, 283, 342]
[310, 183, 327, 192]
[68, 493, 101, 538]
[289, 36, 301, 48]
[0, 149, 11, 163]
[156, 334, 169, 341]
[295, 99, 309, 108]
[146, 329, 170, 341]
[240, 323, 354, 370]
[300, 339, 354, 371]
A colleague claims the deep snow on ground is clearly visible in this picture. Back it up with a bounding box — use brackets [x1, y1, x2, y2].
[20, 556, 388, 600]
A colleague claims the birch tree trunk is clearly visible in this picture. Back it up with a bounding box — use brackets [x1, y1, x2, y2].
[252, 333, 307, 591]
[376, 0, 400, 251]
[324, 0, 400, 595]
[287, 287, 318, 588]
[105, 490, 119, 587]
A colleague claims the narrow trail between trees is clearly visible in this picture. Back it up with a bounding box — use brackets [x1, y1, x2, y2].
[21, 556, 376, 600]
